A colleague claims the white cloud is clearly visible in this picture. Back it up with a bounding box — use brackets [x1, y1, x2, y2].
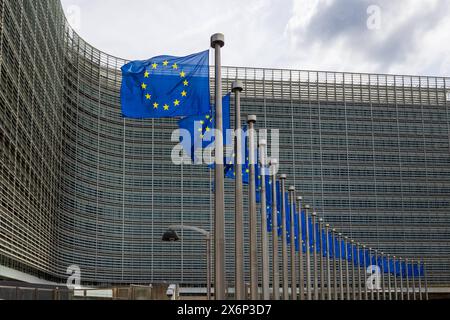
[61, 0, 450, 76]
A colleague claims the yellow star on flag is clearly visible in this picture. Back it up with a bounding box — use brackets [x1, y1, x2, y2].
[174, 100, 180, 107]
[180, 71, 186, 78]
[181, 91, 187, 97]
[172, 63, 178, 70]
[183, 80, 189, 86]
[146, 94, 151, 100]
[152, 63, 158, 69]
[205, 127, 211, 132]
[153, 102, 159, 109]
[163, 60, 169, 66]
[164, 104, 170, 111]
[141, 83, 147, 89]
[144, 71, 150, 78]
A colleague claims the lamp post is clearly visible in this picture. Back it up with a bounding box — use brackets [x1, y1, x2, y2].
[163, 225, 211, 300]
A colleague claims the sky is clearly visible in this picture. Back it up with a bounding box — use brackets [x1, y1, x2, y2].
[61, 0, 450, 76]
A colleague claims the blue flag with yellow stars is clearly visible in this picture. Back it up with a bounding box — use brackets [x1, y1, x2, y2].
[178, 94, 231, 163]
[121, 50, 210, 119]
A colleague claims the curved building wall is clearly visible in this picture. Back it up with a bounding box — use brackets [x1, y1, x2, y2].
[0, 0, 449, 286]
[0, 0, 65, 280]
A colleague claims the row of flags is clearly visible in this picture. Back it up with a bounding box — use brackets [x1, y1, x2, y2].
[120, 48, 425, 297]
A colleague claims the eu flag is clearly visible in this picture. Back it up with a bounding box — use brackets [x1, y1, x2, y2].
[121, 50, 210, 119]
[178, 94, 231, 163]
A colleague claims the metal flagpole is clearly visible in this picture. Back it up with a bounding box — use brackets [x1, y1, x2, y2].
[312, 212, 319, 300]
[304, 205, 312, 301]
[405, 258, 410, 301]
[319, 218, 325, 300]
[380, 252, 385, 300]
[356, 243, 362, 300]
[399, 257, 404, 301]
[363, 245, 369, 300]
[344, 237, 350, 300]
[296, 196, 304, 301]
[259, 139, 270, 300]
[206, 235, 211, 300]
[338, 233, 344, 300]
[232, 81, 244, 300]
[370, 248, 375, 301]
[417, 260, 423, 301]
[332, 229, 338, 300]
[289, 187, 297, 300]
[325, 224, 332, 300]
[211, 33, 226, 301]
[387, 254, 392, 301]
[351, 240, 357, 300]
[375, 250, 380, 300]
[280, 175, 289, 300]
[270, 159, 280, 300]
[424, 262, 429, 301]
[411, 259, 416, 301]
[247, 115, 258, 300]
[393, 256, 398, 301]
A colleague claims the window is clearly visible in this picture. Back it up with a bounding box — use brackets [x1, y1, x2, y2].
[446, 91, 450, 102]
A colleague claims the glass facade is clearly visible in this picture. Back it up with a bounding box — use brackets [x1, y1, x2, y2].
[0, 0, 449, 287]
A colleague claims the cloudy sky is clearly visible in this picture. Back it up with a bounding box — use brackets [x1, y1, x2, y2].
[61, 0, 450, 76]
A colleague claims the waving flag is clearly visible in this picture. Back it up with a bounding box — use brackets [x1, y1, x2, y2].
[121, 50, 210, 119]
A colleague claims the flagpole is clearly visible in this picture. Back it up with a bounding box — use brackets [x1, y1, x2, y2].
[387, 254, 392, 301]
[211, 33, 226, 301]
[374, 250, 380, 300]
[232, 81, 244, 300]
[411, 258, 416, 301]
[289, 187, 297, 300]
[338, 233, 344, 300]
[417, 260, 423, 301]
[344, 237, 350, 300]
[325, 224, 332, 300]
[247, 115, 258, 300]
[351, 240, 357, 300]
[304, 204, 312, 301]
[393, 256, 398, 300]
[280, 174, 289, 300]
[370, 248, 375, 301]
[424, 262, 429, 300]
[332, 229, 338, 300]
[259, 139, 270, 300]
[312, 212, 319, 300]
[319, 218, 325, 300]
[363, 245, 369, 300]
[296, 196, 304, 301]
[357, 243, 362, 300]
[380, 252, 385, 300]
[270, 159, 280, 300]
[405, 258, 410, 301]
[399, 257, 404, 301]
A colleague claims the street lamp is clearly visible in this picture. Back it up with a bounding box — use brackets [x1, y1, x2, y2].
[162, 225, 212, 300]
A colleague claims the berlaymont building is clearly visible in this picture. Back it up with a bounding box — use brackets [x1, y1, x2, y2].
[0, 0, 449, 293]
